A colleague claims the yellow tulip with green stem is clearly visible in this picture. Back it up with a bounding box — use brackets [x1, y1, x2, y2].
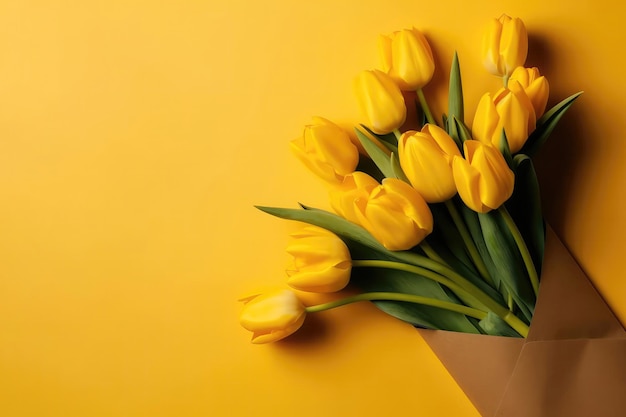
[379, 27, 436, 126]
[482, 14, 528, 83]
[247, 15, 583, 343]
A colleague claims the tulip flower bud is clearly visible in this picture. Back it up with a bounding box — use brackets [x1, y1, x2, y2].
[290, 117, 359, 184]
[285, 226, 352, 293]
[239, 289, 307, 344]
[354, 69, 407, 134]
[329, 171, 380, 224]
[378, 28, 435, 91]
[508, 66, 549, 118]
[452, 141, 515, 213]
[398, 124, 461, 203]
[354, 178, 433, 251]
[482, 14, 528, 77]
[472, 83, 536, 153]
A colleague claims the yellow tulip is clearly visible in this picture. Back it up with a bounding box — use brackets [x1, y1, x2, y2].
[354, 178, 433, 251]
[239, 289, 307, 344]
[398, 124, 461, 203]
[452, 140, 515, 213]
[329, 171, 380, 224]
[354, 69, 406, 134]
[482, 14, 528, 77]
[290, 117, 359, 183]
[472, 83, 536, 153]
[378, 28, 435, 90]
[285, 226, 352, 293]
[508, 66, 549, 118]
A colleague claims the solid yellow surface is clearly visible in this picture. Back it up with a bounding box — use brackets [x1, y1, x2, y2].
[1, 1, 625, 416]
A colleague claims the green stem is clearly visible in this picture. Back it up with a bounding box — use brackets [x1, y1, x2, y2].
[305, 291, 487, 320]
[417, 89, 436, 125]
[506, 291, 514, 311]
[503, 74, 510, 87]
[444, 200, 494, 286]
[393, 129, 402, 141]
[368, 254, 529, 337]
[351, 259, 529, 337]
[498, 206, 540, 297]
[353, 260, 474, 304]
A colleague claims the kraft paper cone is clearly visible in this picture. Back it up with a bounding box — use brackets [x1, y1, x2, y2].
[419, 227, 626, 417]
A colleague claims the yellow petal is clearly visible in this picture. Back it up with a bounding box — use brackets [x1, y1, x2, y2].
[453, 153, 486, 213]
[354, 70, 406, 134]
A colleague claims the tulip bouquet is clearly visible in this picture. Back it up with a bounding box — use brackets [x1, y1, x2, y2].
[240, 15, 581, 344]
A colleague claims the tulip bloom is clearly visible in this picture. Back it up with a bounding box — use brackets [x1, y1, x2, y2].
[472, 83, 536, 153]
[508, 66, 549, 118]
[290, 117, 359, 183]
[398, 124, 461, 203]
[329, 171, 380, 224]
[482, 14, 528, 77]
[354, 69, 406, 134]
[285, 226, 352, 293]
[452, 141, 515, 213]
[239, 289, 307, 344]
[355, 178, 433, 251]
[379, 28, 435, 91]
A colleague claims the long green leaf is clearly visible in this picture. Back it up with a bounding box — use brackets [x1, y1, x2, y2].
[348, 243, 482, 333]
[257, 205, 482, 332]
[448, 51, 464, 125]
[359, 124, 398, 147]
[507, 155, 545, 275]
[458, 201, 500, 288]
[478, 211, 535, 323]
[520, 92, 583, 157]
[499, 129, 514, 169]
[355, 128, 395, 178]
[256, 205, 384, 249]
[390, 152, 410, 183]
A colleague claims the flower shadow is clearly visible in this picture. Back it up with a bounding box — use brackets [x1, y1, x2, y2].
[272, 313, 332, 349]
[526, 33, 594, 232]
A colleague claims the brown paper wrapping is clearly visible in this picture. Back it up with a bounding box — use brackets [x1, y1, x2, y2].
[419, 227, 626, 416]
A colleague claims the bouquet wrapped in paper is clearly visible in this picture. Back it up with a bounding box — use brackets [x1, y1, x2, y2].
[238, 14, 626, 416]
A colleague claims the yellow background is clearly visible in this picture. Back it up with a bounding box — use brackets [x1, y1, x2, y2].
[0, 1, 624, 416]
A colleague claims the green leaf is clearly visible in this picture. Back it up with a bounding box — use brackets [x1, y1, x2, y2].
[356, 155, 385, 182]
[479, 312, 522, 337]
[390, 152, 410, 183]
[257, 204, 482, 333]
[499, 129, 514, 169]
[449, 115, 471, 152]
[431, 200, 504, 304]
[507, 155, 545, 276]
[381, 140, 399, 155]
[359, 124, 398, 147]
[347, 242, 482, 333]
[520, 92, 583, 157]
[478, 211, 536, 322]
[457, 202, 500, 288]
[448, 51, 464, 125]
[355, 128, 395, 178]
[256, 205, 385, 250]
[446, 114, 463, 150]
